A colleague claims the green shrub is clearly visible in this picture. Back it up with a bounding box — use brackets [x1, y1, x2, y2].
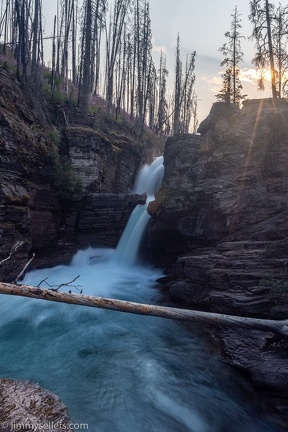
[260, 273, 288, 304]
[52, 89, 66, 105]
[43, 70, 53, 81]
[47, 128, 61, 146]
[53, 160, 83, 199]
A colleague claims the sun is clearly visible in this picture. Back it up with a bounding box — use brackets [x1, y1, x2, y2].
[261, 69, 272, 82]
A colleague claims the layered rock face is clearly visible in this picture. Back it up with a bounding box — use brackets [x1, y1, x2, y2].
[0, 69, 57, 280]
[149, 100, 288, 308]
[0, 68, 151, 281]
[148, 100, 288, 425]
[64, 126, 143, 193]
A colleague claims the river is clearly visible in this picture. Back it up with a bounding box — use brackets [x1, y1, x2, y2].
[0, 158, 281, 431]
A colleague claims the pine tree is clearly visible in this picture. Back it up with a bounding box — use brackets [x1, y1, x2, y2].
[218, 6, 245, 104]
[216, 66, 245, 104]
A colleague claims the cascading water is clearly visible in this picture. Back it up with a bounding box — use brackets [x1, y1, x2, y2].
[134, 156, 164, 196]
[113, 156, 164, 266]
[0, 158, 281, 432]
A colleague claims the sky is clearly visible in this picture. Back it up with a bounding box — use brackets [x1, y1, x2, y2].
[42, 0, 271, 124]
[148, 0, 271, 123]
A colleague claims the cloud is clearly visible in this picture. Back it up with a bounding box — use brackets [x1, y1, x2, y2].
[239, 68, 258, 84]
[200, 67, 263, 96]
[151, 37, 167, 55]
[152, 44, 167, 54]
[201, 73, 222, 94]
[196, 54, 222, 66]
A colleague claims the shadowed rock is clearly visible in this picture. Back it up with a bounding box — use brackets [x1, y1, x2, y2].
[148, 100, 288, 428]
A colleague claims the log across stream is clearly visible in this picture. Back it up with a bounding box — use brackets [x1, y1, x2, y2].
[0, 281, 287, 337]
[0, 248, 283, 432]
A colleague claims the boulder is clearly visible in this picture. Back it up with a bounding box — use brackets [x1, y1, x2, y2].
[0, 379, 73, 431]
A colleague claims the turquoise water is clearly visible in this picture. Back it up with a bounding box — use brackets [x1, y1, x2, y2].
[0, 248, 281, 432]
[0, 157, 281, 431]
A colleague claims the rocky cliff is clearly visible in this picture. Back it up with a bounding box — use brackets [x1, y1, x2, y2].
[0, 67, 159, 281]
[148, 100, 288, 427]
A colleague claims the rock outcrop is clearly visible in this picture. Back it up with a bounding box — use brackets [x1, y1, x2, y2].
[65, 127, 144, 193]
[148, 100, 288, 427]
[0, 379, 73, 431]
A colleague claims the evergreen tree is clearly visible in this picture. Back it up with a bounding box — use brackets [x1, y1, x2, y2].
[218, 6, 245, 104]
[216, 66, 245, 104]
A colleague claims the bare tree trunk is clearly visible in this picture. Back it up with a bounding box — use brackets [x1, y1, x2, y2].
[105, 0, 130, 114]
[266, 0, 277, 100]
[31, 0, 39, 70]
[173, 34, 181, 135]
[130, 14, 136, 120]
[71, 0, 77, 85]
[233, 32, 236, 104]
[0, 282, 288, 337]
[3, 0, 10, 55]
[51, 14, 56, 91]
[78, 0, 92, 113]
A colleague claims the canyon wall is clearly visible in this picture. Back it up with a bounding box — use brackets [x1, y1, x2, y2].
[148, 100, 288, 425]
[0, 68, 150, 281]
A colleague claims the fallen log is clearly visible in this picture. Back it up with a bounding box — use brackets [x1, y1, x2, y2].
[0, 282, 288, 337]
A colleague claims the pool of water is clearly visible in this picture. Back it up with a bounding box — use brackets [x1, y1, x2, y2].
[0, 248, 281, 432]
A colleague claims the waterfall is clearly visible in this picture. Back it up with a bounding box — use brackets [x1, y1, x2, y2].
[134, 156, 164, 196]
[113, 156, 164, 266]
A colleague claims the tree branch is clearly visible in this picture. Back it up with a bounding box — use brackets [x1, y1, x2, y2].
[0, 282, 287, 337]
[36, 275, 82, 292]
[14, 253, 35, 283]
[0, 241, 24, 266]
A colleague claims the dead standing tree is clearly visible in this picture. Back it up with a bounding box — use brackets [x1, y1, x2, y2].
[78, 0, 92, 113]
[172, 34, 196, 135]
[105, 0, 131, 114]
